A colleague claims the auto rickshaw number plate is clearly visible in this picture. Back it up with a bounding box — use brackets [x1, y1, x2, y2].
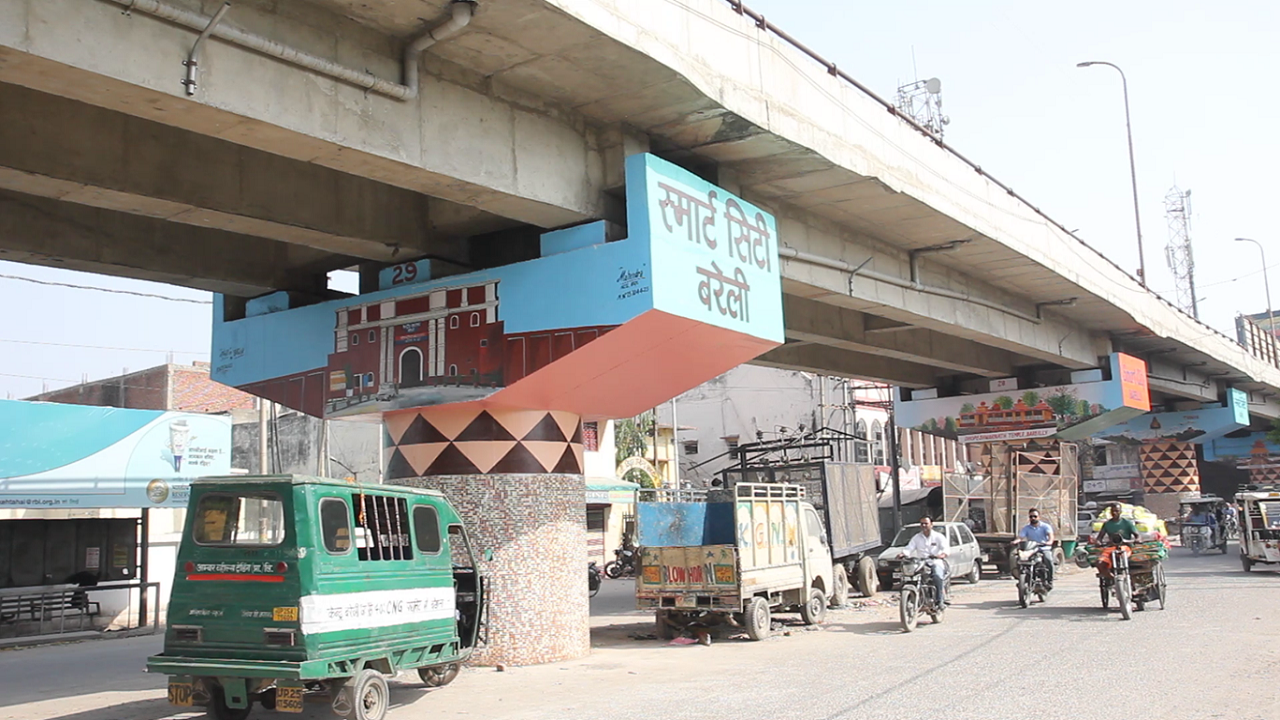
[272, 606, 299, 622]
[167, 682, 193, 707]
[276, 686, 304, 713]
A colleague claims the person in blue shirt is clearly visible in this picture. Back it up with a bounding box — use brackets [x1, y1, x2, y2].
[1018, 508, 1056, 587]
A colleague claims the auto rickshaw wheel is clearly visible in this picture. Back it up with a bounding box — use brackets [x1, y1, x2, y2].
[1242, 553, 1254, 572]
[418, 663, 460, 688]
[206, 685, 252, 720]
[351, 670, 388, 720]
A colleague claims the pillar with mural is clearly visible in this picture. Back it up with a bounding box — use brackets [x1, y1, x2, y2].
[208, 154, 784, 665]
[1089, 389, 1250, 518]
[894, 354, 1152, 540]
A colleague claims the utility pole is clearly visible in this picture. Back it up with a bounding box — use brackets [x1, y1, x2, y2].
[258, 397, 269, 474]
[1164, 186, 1198, 318]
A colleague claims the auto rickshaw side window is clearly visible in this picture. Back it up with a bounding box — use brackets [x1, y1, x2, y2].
[413, 505, 442, 554]
[319, 497, 352, 554]
[193, 493, 285, 546]
[353, 494, 414, 561]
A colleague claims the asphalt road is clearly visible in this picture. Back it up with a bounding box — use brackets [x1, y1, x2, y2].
[3, 546, 1277, 720]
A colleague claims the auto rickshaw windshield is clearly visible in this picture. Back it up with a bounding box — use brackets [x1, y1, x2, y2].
[1259, 501, 1280, 530]
[193, 492, 287, 546]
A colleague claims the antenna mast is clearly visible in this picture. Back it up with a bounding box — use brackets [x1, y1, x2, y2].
[894, 76, 950, 138]
[1163, 186, 1198, 319]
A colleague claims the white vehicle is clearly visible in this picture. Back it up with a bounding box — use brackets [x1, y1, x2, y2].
[876, 522, 982, 591]
[1239, 489, 1280, 571]
[1077, 509, 1097, 540]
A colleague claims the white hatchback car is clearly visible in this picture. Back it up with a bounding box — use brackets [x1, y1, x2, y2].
[876, 521, 983, 591]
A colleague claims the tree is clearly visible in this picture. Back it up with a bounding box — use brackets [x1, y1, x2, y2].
[944, 417, 958, 435]
[1044, 390, 1080, 418]
[1079, 398, 1092, 417]
[615, 412, 655, 466]
[1266, 417, 1280, 446]
[927, 418, 940, 432]
[960, 402, 976, 415]
[993, 395, 1015, 410]
[1021, 391, 1041, 408]
[623, 467, 658, 489]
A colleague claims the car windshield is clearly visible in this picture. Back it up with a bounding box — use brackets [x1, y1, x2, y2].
[891, 525, 922, 547]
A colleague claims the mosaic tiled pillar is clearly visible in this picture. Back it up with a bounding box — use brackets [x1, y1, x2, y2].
[1141, 440, 1201, 518]
[384, 405, 588, 666]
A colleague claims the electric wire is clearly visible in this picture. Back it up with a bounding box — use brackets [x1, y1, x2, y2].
[0, 273, 212, 304]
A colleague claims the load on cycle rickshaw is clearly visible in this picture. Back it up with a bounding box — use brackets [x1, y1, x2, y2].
[1076, 502, 1168, 620]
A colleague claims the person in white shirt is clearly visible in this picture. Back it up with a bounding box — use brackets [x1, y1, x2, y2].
[901, 515, 950, 606]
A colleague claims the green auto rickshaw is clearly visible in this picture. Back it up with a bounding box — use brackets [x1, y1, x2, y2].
[148, 475, 486, 720]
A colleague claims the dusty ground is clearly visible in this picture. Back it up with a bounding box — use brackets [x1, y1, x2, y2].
[3, 546, 1277, 720]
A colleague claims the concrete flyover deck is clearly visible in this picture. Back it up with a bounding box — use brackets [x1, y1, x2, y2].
[2, 0, 1278, 415]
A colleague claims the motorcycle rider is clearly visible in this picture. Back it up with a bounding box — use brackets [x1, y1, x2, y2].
[1017, 508, 1056, 588]
[1095, 502, 1139, 579]
[901, 515, 950, 607]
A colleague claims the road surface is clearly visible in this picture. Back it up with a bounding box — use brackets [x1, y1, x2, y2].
[2, 546, 1276, 720]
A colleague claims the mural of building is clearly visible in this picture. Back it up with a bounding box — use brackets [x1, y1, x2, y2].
[211, 153, 786, 666]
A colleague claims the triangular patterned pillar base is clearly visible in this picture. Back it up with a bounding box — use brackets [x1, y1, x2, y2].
[385, 405, 588, 666]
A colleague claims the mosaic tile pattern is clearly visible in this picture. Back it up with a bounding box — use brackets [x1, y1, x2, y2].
[384, 406, 583, 479]
[391, 473, 590, 666]
[1141, 440, 1200, 494]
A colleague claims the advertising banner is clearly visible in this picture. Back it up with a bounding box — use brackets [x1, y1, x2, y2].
[0, 400, 231, 509]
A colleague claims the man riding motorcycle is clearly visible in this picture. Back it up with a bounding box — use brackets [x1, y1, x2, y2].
[1095, 503, 1139, 578]
[900, 516, 950, 607]
[1017, 508, 1056, 588]
[1185, 503, 1219, 546]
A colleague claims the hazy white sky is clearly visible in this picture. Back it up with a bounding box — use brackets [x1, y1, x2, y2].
[1, 0, 1276, 398]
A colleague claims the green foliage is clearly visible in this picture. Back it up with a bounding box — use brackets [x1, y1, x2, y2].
[623, 467, 658, 489]
[1267, 417, 1280, 447]
[615, 412, 655, 466]
[1021, 391, 1041, 408]
[1044, 390, 1081, 418]
[993, 395, 1015, 410]
[944, 417, 958, 434]
[960, 402, 976, 414]
[927, 418, 940, 431]
[1079, 399, 1093, 417]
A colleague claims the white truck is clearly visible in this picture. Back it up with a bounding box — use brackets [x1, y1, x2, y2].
[634, 483, 836, 641]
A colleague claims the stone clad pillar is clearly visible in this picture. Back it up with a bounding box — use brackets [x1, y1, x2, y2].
[384, 405, 588, 665]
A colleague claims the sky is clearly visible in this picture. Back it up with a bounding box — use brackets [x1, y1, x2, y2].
[1, 0, 1278, 398]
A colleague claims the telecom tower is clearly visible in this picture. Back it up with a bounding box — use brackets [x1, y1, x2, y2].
[895, 77, 950, 138]
[1163, 186, 1198, 319]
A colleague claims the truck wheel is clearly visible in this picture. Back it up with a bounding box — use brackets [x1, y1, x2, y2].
[417, 663, 459, 688]
[800, 588, 827, 625]
[831, 565, 850, 607]
[854, 556, 877, 598]
[351, 669, 389, 720]
[655, 610, 675, 640]
[744, 597, 771, 641]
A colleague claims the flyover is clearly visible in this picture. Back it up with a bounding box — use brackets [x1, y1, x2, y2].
[4, 0, 1280, 665]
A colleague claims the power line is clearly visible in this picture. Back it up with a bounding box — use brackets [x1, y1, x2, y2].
[0, 338, 207, 354]
[0, 273, 212, 304]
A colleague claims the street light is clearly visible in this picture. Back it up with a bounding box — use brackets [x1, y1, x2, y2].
[329, 456, 358, 482]
[1077, 60, 1147, 287]
[1235, 238, 1274, 332]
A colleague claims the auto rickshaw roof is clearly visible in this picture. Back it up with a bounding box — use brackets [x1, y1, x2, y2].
[1179, 496, 1223, 505]
[191, 474, 444, 497]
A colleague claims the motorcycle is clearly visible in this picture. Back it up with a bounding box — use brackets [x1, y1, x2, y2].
[897, 554, 949, 632]
[1097, 537, 1136, 621]
[588, 562, 602, 597]
[1222, 515, 1239, 541]
[1182, 523, 1214, 555]
[604, 545, 638, 579]
[1015, 540, 1053, 608]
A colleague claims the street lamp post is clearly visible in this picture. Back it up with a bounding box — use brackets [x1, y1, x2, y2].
[1078, 61, 1147, 287]
[1236, 238, 1274, 332]
[329, 456, 359, 482]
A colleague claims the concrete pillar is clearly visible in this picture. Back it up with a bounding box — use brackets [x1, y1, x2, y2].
[383, 405, 588, 666]
[1140, 440, 1201, 518]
